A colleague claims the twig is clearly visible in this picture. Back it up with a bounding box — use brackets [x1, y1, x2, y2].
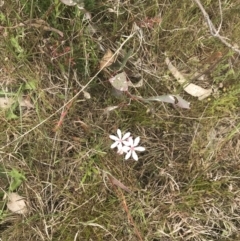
[102, 170, 142, 240]
[0, 32, 135, 150]
[106, 172, 132, 194]
[193, 0, 240, 54]
[53, 101, 73, 132]
[110, 181, 143, 241]
[0, 19, 63, 37]
[120, 191, 143, 241]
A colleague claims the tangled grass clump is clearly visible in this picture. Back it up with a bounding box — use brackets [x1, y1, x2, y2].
[0, 0, 240, 240]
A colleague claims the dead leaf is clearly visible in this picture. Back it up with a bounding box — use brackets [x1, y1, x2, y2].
[6, 192, 28, 215]
[18, 97, 34, 109]
[103, 172, 132, 193]
[144, 95, 175, 104]
[103, 105, 119, 114]
[0, 97, 14, 109]
[99, 49, 115, 69]
[109, 72, 128, 92]
[144, 94, 190, 109]
[83, 11, 92, 21]
[60, 0, 77, 6]
[0, 96, 34, 110]
[165, 56, 212, 100]
[174, 95, 191, 109]
[83, 90, 91, 99]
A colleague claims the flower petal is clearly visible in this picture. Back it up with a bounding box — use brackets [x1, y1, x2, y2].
[111, 141, 119, 149]
[122, 145, 130, 153]
[132, 151, 138, 161]
[117, 129, 122, 138]
[109, 135, 119, 141]
[134, 146, 145, 152]
[133, 136, 140, 146]
[117, 147, 124, 155]
[125, 151, 132, 160]
[122, 132, 131, 140]
[127, 137, 134, 146]
[123, 140, 131, 146]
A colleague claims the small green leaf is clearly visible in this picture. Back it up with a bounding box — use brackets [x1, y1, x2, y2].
[24, 80, 37, 90]
[6, 110, 19, 120]
[10, 37, 24, 54]
[8, 169, 26, 192]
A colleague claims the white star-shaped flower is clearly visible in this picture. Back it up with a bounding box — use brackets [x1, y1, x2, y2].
[122, 136, 145, 161]
[109, 129, 131, 153]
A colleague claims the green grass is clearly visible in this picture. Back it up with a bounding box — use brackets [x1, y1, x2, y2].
[0, 0, 240, 240]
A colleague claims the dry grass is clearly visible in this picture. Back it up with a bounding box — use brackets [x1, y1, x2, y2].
[0, 0, 240, 240]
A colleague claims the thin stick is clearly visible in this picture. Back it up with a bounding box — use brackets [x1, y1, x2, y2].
[0, 20, 64, 37]
[0, 32, 135, 150]
[193, 0, 240, 55]
[109, 178, 143, 241]
[120, 191, 143, 241]
[52, 100, 73, 132]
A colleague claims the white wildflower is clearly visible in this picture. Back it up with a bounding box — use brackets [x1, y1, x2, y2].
[122, 136, 145, 161]
[109, 129, 131, 153]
